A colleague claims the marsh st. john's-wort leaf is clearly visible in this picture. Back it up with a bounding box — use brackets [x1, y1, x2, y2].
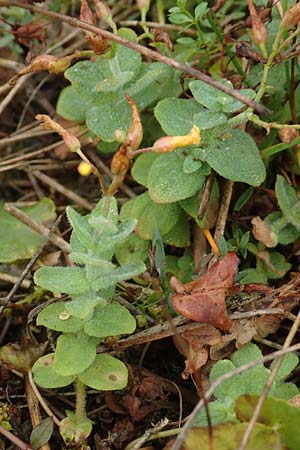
[53, 332, 97, 376]
[0, 198, 56, 263]
[202, 129, 266, 186]
[170, 252, 239, 330]
[78, 354, 128, 390]
[56, 85, 89, 122]
[147, 150, 209, 203]
[154, 98, 204, 135]
[34, 266, 89, 294]
[120, 192, 181, 239]
[37, 302, 83, 332]
[83, 302, 136, 338]
[32, 354, 75, 388]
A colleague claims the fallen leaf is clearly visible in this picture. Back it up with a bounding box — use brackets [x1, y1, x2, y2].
[171, 252, 239, 330]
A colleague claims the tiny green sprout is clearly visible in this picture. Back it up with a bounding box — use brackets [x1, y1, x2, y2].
[32, 196, 145, 445]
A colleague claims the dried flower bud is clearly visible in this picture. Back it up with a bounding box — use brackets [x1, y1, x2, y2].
[17, 54, 72, 78]
[152, 125, 201, 153]
[36, 114, 81, 153]
[85, 34, 110, 54]
[93, 0, 112, 22]
[278, 127, 298, 144]
[281, 4, 300, 30]
[152, 29, 174, 51]
[247, 0, 268, 46]
[136, 0, 150, 11]
[78, 161, 93, 176]
[111, 145, 130, 175]
[124, 95, 143, 151]
[80, 0, 94, 24]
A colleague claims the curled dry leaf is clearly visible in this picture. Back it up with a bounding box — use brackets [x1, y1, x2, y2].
[171, 252, 239, 330]
[247, 0, 268, 46]
[175, 325, 222, 379]
[251, 216, 277, 247]
[152, 29, 174, 51]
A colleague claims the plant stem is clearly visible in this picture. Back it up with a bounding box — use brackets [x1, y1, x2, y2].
[156, 0, 165, 24]
[75, 379, 86, 424]
[254, 29, 284, 104]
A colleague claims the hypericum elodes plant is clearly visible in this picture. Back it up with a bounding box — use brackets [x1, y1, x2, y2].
[32, 196, 145, 443]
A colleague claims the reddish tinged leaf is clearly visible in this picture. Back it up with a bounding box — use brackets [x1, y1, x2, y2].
[170, 252, 239, 330]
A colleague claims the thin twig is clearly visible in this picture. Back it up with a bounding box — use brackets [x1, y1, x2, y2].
[0, 0, 270, 115]
[33, 170, 93, 211]
[214, 180, 234, 241]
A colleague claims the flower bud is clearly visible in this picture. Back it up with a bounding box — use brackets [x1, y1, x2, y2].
[78, 161, 93, 176]
[136, 0, 150, 12]
[152, 125, 201, 153]
[93, 0, 112, 23]
[281, 4, 300, 30]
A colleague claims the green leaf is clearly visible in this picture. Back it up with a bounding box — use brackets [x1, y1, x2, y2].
[34, 266, 89, 294]
[194, 111, 227, 130]
[86, 96, 132, 142]
[203, 130, 266, 186]
[32, 354, 75, 388]
[190, 79, 255, 113]
[233, 187, 254, 212]
[184, 422, 283, 450]
[120, 192, 181, 239]
[231, 343, 263, 367]
[236, 395, 300, 450]
[131, 152, 160, 187]
[183, 154, 203, 174]
[84, 302, 136, 337]
[127, 63, 181, 110]
[148, 150, 209, 203]
[154, 98, 203, 135]
[65, 293, 106, 319]
[275, 175, 300, 230]
[0, 198, 56, 263]
[162, 210, 191, 247]
[78, 354, 128, 390]
[196, 397, 237, 427]
[90, 261, 146, 290]
[90, 196, 118, 224]
[115, 234, 148, 265]
[67, 206, 95, 251]
[235, 268, 268, 285]
[30, 418, 53, 450]
[37, 302, 83, 332]
[258, 250, 291, 279]
[195, 2, 208, 19]
[265, 212, 299, 245]
[56, 86, 89, 121]
[54, 332, 97, 376]
[169, 13, 193, 24]
[271, 352, 299, 382]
